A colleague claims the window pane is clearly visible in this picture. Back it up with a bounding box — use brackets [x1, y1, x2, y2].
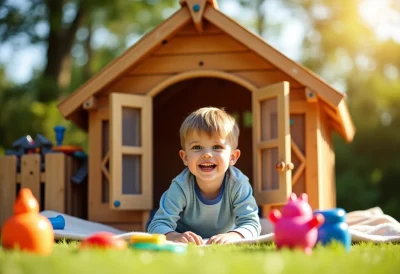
[122, 155, 141, 194]
[122, 107, 141, 146]
[260, 98, 278, 141]
[261, 147, 279, 190]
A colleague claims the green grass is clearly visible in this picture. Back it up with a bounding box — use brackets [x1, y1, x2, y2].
[1, 241, 400, 274]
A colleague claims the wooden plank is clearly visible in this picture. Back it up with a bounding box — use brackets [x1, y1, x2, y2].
[322, 102, 340, 123]
[129, 52, 274, 75]
[147, 69, 256, 97]
[82, 96, 97, 110]
[337, 99, 356, 142]
[153, 34, 248, 55]
[181, 0, 210, 32]
[291, 140, 306, 186]
[289, 101, 308, 113]
[58, 7, 191, 118]
[110, 70, 305, 100]
[233, 70, 302, 89]
[65, 155, 74, 215]
[177, 21, 222, 35]
[88, 110, 104, 221]
[0, 156, 17, 227]
[305, 87, 318, 103]
[44, 153, 66, 212]
[69, 158, 82, 217]
[107, 222, 144, 232]
[20, 154, 41, 205]
[104, 75, 170, 95]
[305, 104, 320, 210]
[204, 6, 345, 107]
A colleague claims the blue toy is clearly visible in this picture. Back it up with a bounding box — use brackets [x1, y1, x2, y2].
[54, 125, 66, 146]
[313, 208, 351, 252]
[48, 215, 66, 230]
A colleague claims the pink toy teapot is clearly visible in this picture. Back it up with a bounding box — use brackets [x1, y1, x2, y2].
[269, 193, 325, 254]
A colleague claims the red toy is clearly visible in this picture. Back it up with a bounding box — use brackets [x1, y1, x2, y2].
[269, 193, 325, 254]
[1, 188, 54, 255]
[80, 232, 126, 250]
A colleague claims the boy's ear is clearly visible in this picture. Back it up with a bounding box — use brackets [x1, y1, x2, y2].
[230, 149, 241, 166]
[179, 150, 188, 166]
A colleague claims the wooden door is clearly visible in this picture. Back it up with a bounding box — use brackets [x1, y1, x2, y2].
[252, 81, 293, 204]
[110, 93, 152, 210]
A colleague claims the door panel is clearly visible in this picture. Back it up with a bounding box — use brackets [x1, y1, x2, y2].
[252, 81, 292, 204]
[110, 93, 152, 210]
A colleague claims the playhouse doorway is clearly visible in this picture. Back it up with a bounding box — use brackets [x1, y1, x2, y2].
[153, 77, 253, 208]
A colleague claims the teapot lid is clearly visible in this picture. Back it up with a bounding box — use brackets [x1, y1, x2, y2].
[313, 208, 346, 223]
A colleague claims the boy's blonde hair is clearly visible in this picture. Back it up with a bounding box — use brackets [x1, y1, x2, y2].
[180, 107, 240, 149]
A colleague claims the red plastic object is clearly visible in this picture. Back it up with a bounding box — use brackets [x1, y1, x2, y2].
[52, 145, 83, 155]
[1, 188, 54, 255]
[269, 193, 325, 254]
[80, 232, 126, 250]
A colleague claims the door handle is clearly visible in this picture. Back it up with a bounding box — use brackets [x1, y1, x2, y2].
[276, 162, 294, 171]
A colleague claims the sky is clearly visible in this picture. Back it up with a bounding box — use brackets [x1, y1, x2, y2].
[0, 0, 398, 85]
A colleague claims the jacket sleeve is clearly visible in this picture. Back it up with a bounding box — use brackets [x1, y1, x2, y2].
[147, 181, 187, 235]
[229, 181, 261, 239]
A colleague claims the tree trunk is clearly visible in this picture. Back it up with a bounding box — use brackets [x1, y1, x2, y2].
[38, 0, 83, 102]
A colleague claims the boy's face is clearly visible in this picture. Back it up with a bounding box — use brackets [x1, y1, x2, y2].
[179, 131, 241, 186]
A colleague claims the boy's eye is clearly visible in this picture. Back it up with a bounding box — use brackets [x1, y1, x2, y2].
[192, 145, 202, 150]
[213, 145, 224, 150]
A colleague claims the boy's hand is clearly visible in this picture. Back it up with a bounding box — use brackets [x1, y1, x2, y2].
[205, 232, 244, 245]
[166, 231, 203, 245]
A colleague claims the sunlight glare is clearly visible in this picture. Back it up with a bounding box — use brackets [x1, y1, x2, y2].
[359, 0, 400, 41]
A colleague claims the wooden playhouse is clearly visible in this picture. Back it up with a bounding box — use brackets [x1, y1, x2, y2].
[57, 0, 355, 231]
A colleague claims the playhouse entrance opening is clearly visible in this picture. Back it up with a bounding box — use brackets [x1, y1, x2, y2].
[153, 77, 253, 209]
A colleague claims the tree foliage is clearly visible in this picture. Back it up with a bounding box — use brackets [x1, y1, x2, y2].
[0, 0, 178, 151]
[228, 0, 400, 218]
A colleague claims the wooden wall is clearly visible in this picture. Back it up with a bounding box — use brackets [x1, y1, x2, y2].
[319, 109, 337, 209]
[102, 21, 305, 100]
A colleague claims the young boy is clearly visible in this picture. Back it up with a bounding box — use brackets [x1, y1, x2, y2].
[147, 107, 261, 245]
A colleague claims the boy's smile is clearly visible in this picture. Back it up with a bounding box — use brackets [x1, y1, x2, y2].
[179, 131, 241, 189]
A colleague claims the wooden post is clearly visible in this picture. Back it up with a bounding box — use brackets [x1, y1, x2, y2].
[0, 156, 17, 227]
[44, 153, 66, 213]
[20, 154, 41, 205]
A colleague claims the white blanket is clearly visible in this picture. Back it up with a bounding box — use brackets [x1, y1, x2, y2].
[40, 207, 400, 244]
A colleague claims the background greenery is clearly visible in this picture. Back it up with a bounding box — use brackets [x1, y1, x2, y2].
[0, 0, 399, 219]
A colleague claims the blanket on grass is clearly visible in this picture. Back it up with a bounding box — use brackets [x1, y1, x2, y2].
[40, 207, 400, 245]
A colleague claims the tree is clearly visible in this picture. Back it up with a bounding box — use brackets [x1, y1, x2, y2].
[0, 0, 179, 150]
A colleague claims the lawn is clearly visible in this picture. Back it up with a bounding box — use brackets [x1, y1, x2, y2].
[0, 241, 399, 274]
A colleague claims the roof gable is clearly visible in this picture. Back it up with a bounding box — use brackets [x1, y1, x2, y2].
[57, 2, 354, 142]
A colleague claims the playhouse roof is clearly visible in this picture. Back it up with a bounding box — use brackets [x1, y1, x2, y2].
[57, 0, 355, 142]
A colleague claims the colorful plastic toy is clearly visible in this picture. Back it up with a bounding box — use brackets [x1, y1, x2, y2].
[1, 188, 54, 255]
[269, 193, 325, 254]
[80, 232, 126, 250]
[132, 242, 187, 253]
[130, 234, 166, 245]
[129, 234, 186, 253]
[313, 208, 351, 252]
[48, 215, 65, 230]
[54, 125, 66, 146]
